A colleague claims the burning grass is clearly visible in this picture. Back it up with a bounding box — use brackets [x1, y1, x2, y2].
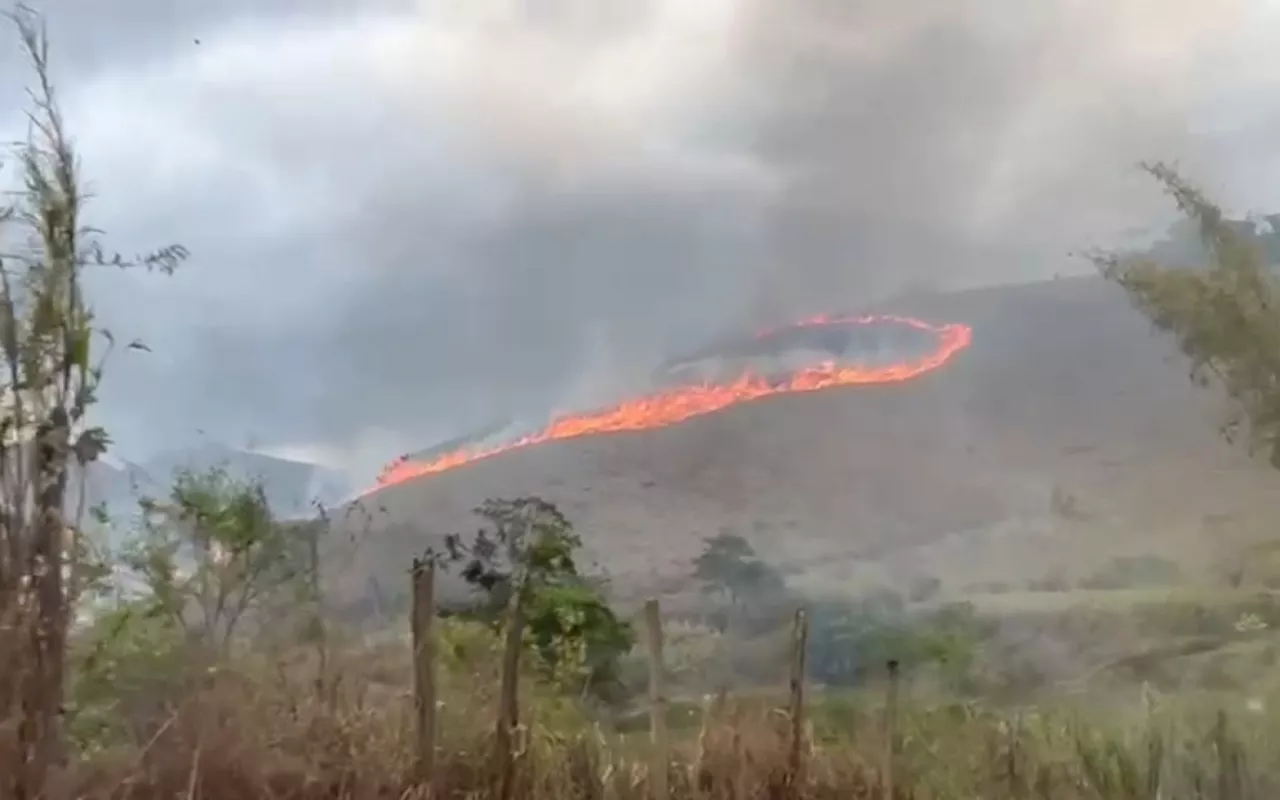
[372, 315, 973, 492]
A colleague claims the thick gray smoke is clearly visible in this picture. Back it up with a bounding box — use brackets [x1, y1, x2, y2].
[0, 0, 1272, 480]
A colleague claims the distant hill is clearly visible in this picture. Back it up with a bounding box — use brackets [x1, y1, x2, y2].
[79, 442, 351, 523]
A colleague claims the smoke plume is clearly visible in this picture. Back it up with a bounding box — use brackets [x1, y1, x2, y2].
[0, 0, 1270, 479]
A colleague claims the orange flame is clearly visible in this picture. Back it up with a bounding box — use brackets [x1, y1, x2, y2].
[369, 314, 972, 493]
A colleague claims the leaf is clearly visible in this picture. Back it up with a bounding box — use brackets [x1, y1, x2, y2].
[72, 426, 110, 464]
[67, 326, 91, 371]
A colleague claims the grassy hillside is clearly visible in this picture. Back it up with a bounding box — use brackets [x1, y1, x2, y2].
[335, 275, 1280, 612]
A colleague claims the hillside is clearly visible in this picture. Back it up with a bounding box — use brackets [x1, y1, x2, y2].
[336, 275, 1280, 609]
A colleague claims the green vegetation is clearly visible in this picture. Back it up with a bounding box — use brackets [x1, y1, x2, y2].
[806, 598, 981, 690]
[1079, 556, 1183, 591]
[123, 467, 306, 651]
[442, 496, 635, 701]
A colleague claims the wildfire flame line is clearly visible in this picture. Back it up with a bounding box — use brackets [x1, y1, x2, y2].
[368, 314, 973, 494]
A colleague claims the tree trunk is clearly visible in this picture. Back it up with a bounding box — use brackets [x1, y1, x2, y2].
[20, 409, 71, 797]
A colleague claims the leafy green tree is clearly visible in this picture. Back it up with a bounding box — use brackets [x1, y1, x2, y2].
[1091, 162, 1280, 467]
[0, 9, 185, 791]
[444, 496, 634, 701]
[691, 532, 786, 612]
[122, 466, 301, 655]
[67, 469, 317, 749]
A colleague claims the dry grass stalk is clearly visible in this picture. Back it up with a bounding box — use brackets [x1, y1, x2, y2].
[884, 659, 900, 800]
[694, 687, 732, 795]
[730, 699, 746, 800]
[1215, 709, 1244, 800]
[1005, 711, 1022, 797]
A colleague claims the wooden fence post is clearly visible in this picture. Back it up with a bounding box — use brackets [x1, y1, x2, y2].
[495, 589, 527, 800]
[884, 659, 900, 800]
[644, 599, 669, 800]
[786, 606, 810, 793]
[410, 557, 438, 786]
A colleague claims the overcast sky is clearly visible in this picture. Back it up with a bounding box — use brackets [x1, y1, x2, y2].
[2, 0, 1279, 480]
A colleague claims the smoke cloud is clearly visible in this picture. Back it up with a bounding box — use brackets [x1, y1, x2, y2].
[0, 0, 1273, 480]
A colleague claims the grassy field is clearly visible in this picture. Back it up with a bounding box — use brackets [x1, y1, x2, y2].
[51, 571, 1280, 799]
[56, 639, 1280, 799]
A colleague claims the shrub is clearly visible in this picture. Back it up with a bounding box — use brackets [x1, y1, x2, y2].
[1078, 555, 1182, 590]
[806, 598, 982, 689]
[1026, 569, 1070, 592]
[908, 575, 942, 603]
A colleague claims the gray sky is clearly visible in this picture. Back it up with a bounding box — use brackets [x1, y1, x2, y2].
[2, 0, 1277, 481]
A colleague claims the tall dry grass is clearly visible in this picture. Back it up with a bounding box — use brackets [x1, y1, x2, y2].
[47, 628, 1280, 800]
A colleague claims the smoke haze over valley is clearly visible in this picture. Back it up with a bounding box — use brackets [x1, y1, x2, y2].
[3, 1, 1280, 485]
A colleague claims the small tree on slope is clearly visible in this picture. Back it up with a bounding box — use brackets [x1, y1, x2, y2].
[691, 532, 785, 611]
[0, 9, 185, 796]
